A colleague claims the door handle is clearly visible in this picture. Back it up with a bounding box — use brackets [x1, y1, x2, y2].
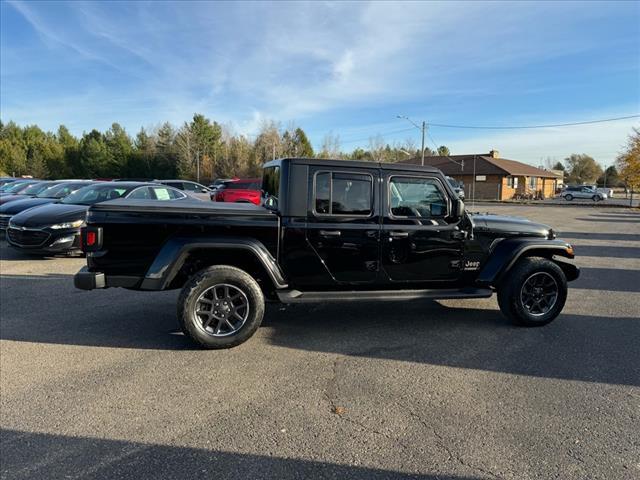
[389, 231, 409, 238]
[319, 230, 341, 237]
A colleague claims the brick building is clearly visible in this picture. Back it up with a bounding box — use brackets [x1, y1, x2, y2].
[398, 150, 561, 200]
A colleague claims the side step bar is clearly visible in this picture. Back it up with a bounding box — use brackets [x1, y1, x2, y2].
[276, 287, 493, 304]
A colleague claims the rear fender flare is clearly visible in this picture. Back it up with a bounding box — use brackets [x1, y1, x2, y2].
[477, 238, 577, 286]
[140, 236, 287, 290]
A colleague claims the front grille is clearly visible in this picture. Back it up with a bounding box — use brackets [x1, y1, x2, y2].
[0, 215, 11, 230]
[7, 227, 50, 247]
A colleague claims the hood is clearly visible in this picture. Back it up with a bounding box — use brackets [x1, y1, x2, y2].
[0, 194, 30, 205]
[0, 197, 58, 215]
[9, 202, 88, 228]
[470, 213, 552, 238]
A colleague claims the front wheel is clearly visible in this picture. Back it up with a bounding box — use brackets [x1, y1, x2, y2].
[592, 195, 601, 202]
[497, 257, 568, 327]
[178, 265, 265, 349]
[564, 194, 573, 201]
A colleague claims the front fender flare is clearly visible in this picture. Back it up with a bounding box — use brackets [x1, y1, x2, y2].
[139, 236, 287, 290]
[477, 238, 577, 286]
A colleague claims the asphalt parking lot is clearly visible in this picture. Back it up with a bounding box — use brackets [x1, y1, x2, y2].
[1, 205, 639, 480]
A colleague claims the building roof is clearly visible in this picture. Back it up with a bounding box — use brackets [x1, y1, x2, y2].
[398, 153, 558, 178]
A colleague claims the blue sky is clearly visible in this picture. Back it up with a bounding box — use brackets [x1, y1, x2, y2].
[1, 0, 639, 165]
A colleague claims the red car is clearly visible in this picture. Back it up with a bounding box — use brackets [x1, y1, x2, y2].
[212, 178, 262, 205]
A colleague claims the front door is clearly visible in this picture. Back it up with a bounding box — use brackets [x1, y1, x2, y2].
[306, 168, 380, 284]
[381, 173, 464, 283]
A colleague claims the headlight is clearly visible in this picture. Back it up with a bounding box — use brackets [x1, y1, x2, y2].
[49, 220, 85, 229]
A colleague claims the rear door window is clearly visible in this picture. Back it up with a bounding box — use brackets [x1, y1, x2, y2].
[313, 171, 373, 216]
[151, 187, 185, 200]
[127, 187, 154, 199]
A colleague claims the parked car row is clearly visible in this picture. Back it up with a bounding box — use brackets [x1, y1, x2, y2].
[0, 180, 192, 256]
[0, 175, 266, 256]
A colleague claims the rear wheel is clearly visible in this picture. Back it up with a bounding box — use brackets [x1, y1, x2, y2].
[497, 257, 567, 327]
[178, 265, 265, 349]
[564, 194, 573, 201]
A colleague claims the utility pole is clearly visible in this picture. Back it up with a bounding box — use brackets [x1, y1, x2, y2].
[421, 121, 426, 166]
[397, 115, 427, 166]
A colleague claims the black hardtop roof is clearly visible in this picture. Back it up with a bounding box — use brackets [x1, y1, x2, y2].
[264, 157, 442, 174]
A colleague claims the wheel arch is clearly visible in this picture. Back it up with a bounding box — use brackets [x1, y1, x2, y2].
[139, 236, 288, 293]
[477, 238, 579, 286]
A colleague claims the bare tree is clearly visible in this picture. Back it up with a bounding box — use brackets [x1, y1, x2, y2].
[319, 132, 342, 159]
[368, 134, 385, 161]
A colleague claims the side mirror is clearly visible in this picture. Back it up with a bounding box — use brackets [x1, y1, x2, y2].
[453, 199, 465, 218]
[264, 195, 278, 210]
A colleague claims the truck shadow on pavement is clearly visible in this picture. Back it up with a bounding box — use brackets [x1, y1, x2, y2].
[0, 429, 478, 480]
[1, 274, 638, 387]
[265, 301, 640, 387]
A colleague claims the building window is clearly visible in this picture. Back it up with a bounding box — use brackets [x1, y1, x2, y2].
[529, 177, 538, 189]
[507, 176, 518, 188]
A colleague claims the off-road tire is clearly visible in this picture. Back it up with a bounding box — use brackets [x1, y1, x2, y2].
[497, 257, 568, 327]
[178, 265, 265, 349]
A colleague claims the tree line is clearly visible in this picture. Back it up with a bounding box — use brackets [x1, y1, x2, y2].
[2, 114, 636, 191]
[0, 114, 436, 182]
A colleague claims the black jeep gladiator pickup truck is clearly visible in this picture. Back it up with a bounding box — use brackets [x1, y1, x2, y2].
[75, 158, 579, 348]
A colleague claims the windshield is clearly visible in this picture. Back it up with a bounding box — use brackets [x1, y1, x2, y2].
[0, 181, 34, 193]
[61, 184, 130, 205]
[21, 182, 53, 195]
[36, 182, 92, 199]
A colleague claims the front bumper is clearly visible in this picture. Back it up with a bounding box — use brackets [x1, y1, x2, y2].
[6, 226, 81, 254]
[74, 267, 142, 290]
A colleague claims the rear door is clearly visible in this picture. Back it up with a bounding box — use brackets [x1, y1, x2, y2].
[381, 173, 464, 283]
[305, 167, 380, 284]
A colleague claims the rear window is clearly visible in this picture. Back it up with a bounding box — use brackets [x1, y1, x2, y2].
[224, 181, 260, 190]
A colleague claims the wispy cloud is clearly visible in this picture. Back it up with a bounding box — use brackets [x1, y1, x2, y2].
[1, 0, 638, 159]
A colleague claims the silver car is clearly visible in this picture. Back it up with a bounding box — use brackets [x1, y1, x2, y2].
[562, 185, 607, 201]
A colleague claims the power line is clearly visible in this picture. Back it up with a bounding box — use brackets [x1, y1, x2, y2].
[427, 114, 640, 130]
[339, 127, 415, 145]
[427, 131, 462, 167]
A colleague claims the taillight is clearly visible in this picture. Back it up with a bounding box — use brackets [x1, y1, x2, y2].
[81, 226, 102, 252]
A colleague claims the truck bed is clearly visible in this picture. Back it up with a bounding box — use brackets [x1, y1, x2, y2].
[86, 199, 279, 277]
